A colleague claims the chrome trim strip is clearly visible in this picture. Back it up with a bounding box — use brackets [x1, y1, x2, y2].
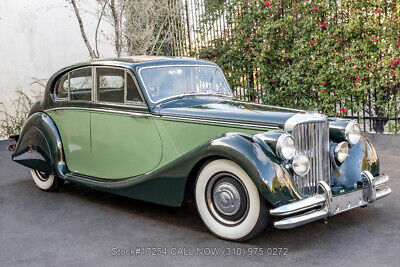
[270, 194, 325, 216]
[375, 174, 389, 188]
[274, 209, 328, 229]
[137, 64, 234, 104]
[44, 107, 152, 118]
[376, 187, 391, 200]
[161, 114, 280, 129]
[284, 113, 327, 131]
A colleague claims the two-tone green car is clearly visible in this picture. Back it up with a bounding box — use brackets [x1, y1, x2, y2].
[8, 56, 391, 241]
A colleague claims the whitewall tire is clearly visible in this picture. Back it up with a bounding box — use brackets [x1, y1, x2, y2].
[195, 159, 269, 241]
[30, 169, 61, 191]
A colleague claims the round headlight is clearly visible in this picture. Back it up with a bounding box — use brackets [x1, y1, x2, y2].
[334, 141, 349, 163]
[276, 134, 296, 160]
[345, 122, 361, 145]
[292, 154, 310, 177]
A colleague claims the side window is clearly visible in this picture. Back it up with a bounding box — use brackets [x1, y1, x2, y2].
[96, 68, 124, 103]
[69, 67, 92, 101]
[126, 73, 143, 103]
[55, 73, 69, 100]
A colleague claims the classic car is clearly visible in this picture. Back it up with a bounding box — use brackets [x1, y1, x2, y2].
[8, 56, 391, 241]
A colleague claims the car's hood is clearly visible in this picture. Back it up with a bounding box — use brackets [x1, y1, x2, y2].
[155, 96, 307, 129]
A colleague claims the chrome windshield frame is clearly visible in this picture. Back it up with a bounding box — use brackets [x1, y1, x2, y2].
[137, 64, 234, 104]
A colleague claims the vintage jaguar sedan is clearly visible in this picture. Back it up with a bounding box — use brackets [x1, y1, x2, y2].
[8, 56, 391, 241]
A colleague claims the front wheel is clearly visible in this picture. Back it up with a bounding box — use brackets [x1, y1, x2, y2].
[195, 159, 269, 241]
[30, 169, 62, 192]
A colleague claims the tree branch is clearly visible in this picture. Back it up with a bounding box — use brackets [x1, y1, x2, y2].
[70, 0, 97, 59]
[109, 0, 121, 57]
[95, 1, 108, 58]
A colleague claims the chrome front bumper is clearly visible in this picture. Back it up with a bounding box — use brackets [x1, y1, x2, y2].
[271, 171, 391, 229]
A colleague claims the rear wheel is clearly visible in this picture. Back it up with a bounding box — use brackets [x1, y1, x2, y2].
[30, 169, 62, 192]
[195, 159, 269, 241]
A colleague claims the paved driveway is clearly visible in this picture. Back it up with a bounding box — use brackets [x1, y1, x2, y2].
[0, 138, 399, 266]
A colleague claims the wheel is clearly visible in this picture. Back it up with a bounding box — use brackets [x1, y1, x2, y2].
[195, 159, 269, 241]
[30, 169, 62, 191]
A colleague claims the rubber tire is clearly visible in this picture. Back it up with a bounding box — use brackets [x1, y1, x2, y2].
[30, 169, 62, 192]
[195, 159, 269, 242]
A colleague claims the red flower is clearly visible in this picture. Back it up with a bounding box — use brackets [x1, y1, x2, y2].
[390, 70, 395, 74]
[347, 56, 350, 60]
[312, 5, 318, 11]
[322, 82, 326, 86]
[374, 10, 381, 13]
[256, 74, 260, 78]
[295, 3, 298, 7]
[350, 9, 354, 12]
[338, 39, 342, 42]
[310, 40, 315, 45]
[299, 58, 302, 61]
[246, 38, 252, 41]
[265, 1, 271, 6]
[320, 89, 325, 92]
[334, 112, 338, 116]
[320, 22, 327, 27]
[397, 58, 400, 63]
[361, 28, 363, 30]
[355, 76, 360, 82]
[391, 60, 396, 66]
[364, 75, 367, 79]
[271, 79, 275, 82]
[341, 107, 346, 114]
[372, 38, 379, 42]
[394, 3, 397, 7]
[368, 66, 372, 70]
[398, 40, 400, 45]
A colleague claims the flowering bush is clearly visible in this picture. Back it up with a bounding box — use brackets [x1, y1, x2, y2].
[197, 0, 400, 133]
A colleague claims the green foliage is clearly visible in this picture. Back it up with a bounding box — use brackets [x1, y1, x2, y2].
[196, 0, 400, 132]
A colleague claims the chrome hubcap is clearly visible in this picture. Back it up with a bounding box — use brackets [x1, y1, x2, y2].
[213, 182, 241, 216]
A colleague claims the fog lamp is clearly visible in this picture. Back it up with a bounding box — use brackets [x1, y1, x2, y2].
[292, 154, 310, 177]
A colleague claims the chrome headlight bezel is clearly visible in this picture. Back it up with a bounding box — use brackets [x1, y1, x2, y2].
[276, 134, 296, 160]
[345, 121, 361, 145]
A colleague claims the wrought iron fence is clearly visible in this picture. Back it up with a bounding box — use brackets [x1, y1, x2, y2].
[175, 0, 400, 133]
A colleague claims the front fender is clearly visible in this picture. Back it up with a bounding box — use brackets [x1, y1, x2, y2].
[330, 134, 380, 192]
[12, 112, 67, 176]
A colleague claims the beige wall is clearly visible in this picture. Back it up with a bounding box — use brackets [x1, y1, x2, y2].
[0, 0, 115, 111]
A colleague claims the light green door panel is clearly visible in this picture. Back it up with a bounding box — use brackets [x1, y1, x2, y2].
[162, 119, 261, 156]
[91, 112, 162, 179]
[46, 110, 93, 176]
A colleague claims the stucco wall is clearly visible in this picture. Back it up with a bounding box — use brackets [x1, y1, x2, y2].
[0, 0, 115, 109]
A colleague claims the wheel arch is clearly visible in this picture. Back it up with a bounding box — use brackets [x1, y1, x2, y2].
[12, 112, 67, 177]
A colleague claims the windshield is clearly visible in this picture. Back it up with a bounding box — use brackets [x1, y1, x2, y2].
[139, 66, 233, 103]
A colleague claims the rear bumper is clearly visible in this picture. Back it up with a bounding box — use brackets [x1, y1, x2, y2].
[270, 171, 391, 229]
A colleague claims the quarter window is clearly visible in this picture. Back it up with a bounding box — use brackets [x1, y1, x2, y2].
[126, 73, 142, 103]
[69, 67, 92, 101]
[96, 68, 124, 103]
[55, 73, 69, 100]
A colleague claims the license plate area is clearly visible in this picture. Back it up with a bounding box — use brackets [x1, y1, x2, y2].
[331, 189, 367, 215]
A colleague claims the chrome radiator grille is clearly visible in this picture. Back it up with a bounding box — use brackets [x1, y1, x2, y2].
[292, 120, 330, 196]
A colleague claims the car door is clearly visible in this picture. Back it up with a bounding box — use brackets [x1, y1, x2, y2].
[47, 67, 93, 177]
[90, 67, 162, 179]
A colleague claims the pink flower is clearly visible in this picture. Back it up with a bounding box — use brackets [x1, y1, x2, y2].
[372, 38, 379, 42]
[356, 76, 359, 81]
[271, 79, 275, 82]
[312, 5, 318, 11]
[398, 40, 400, 45]
[374, 10, 381, 13]
[341, 107, 346, 114]
[321, 22, 327, 27]
[361, 28, 363, 30]
[338, 39, 342, 42]
[347, 56, 350, 60]
[256, 74, 260, 78]
[295, 3, 298, 7]
[397, 58, 400, 63]
[394, 3, 397, 7]
[334, 112, 338, 116]
[391, 60, 396, 66]
[310, 40, 315, 45]
[265, 1, 271, 6]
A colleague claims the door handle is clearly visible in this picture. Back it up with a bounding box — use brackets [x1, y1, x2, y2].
[129, 112, 151, 118]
